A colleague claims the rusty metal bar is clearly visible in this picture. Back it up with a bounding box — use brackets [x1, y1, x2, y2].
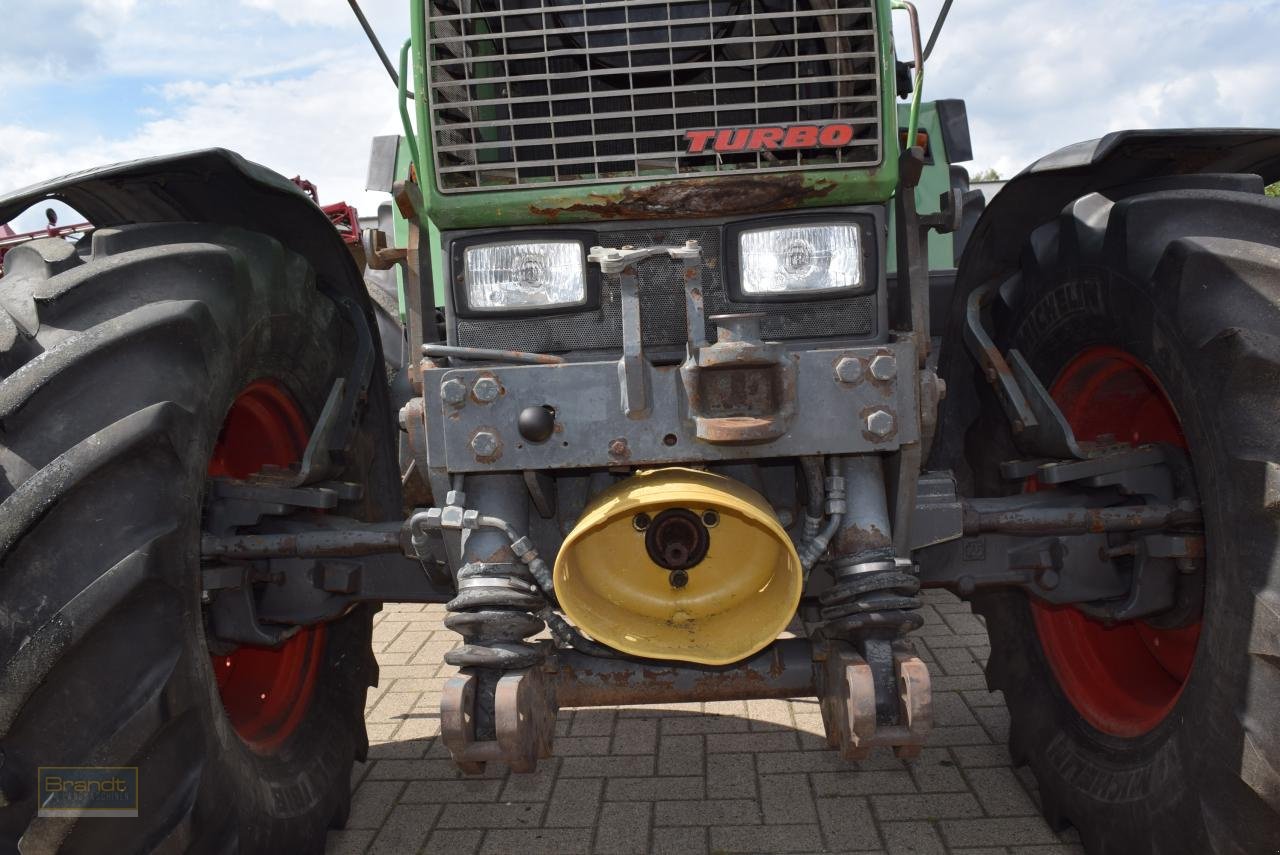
[422, 343, 566, 365]
[201, 525, 403, 559]
[552, 638, 817, 708]
[963, 503, 1199, 537]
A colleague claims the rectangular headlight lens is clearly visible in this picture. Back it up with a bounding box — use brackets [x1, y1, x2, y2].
[738, 224, 862, 296]
[464, 240, 586, 311]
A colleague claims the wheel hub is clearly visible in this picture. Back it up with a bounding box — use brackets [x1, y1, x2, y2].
[206, 380, 323, 751]
[1032, 347, 1203, 737]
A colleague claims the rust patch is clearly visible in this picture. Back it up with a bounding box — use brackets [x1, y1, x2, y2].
[833, 522, 892, 556]
[531, 174, 838, 220]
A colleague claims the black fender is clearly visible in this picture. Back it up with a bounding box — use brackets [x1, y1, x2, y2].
[0, 148, 377, 338]
[929, 128, 1280, 481]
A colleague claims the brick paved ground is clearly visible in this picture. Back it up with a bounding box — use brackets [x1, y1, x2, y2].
[326, 590, 1085, 855]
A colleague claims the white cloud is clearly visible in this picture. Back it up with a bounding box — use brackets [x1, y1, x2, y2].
[909, 0, 1280, 176]
[1, 56, 405, 231]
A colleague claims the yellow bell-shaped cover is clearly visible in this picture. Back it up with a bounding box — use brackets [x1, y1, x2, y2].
[554, 468, 802, 665]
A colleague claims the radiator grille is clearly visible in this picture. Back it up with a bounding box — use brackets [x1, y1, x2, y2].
[426, 0, 882, 193]
[454, 224, 876, 351]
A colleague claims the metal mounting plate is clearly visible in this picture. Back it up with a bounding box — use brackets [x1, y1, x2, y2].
[427, 341, 920, 472]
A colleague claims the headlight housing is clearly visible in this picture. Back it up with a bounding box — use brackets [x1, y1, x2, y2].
[461, 239, 588, 313]
[735, 223, 864, 298]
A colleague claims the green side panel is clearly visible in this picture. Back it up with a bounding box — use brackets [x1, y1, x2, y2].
[885, 100, 957, 274]
[408, 0, 902, 231]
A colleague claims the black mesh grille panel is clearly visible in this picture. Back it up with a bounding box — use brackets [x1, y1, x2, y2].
[454, 223, 876, 352]
[426, 0, 882, 193]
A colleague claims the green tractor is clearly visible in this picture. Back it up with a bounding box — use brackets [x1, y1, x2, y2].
[1, 1, 1278, 852]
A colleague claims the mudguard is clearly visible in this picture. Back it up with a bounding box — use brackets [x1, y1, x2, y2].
[0, 148, 374, 323]
[929, 128, 1280, 480]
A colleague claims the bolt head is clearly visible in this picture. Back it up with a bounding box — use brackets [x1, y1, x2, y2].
[472, 376, 500, 403]
[869, 353, 898, 381]
[834, 357, 864, 384]
[865, 409, 895, 439]
[441, 378, 467, 405]
[471, 430, 499, 457]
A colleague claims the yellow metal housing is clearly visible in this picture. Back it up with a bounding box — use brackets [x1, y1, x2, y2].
[554, 468, 802, 665]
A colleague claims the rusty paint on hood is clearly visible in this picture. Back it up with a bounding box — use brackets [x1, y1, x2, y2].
[530, 173, 838, 220]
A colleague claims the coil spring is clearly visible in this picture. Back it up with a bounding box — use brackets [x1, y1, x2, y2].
[444, 562, 547, 671]
[444, 562, 549, 740]
[817, 559, 924, 641]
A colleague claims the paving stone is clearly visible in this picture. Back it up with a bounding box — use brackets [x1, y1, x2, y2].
[651, 826, 709, 855]
[706, 753, 757, 799]
[368, 803, 440, 854]
[940, 818, 1061, 848]
[347, 781, 405, 829]
[811, 770, 917, 797]
[881, 821, 947, 855]
[707, 731, 801, 753]
[653, 798, 761, 827]
[559, 754, 656, 778]
[606, 776, 704, 802]
[760, 773, 818, 824]
[593, 801, 651, 854]
[480, 828, 593, 855]
[401, 778, 504, 804]
[570, 709, 617, 737]
[710, 823, 826, 853]
[816, 796, 881, 852]
[951, 745, 1014, 768]
[657, 733, 705, 776]
[437, 802, 545, 829]
[499, 759, 560, 802]
[544, 777, 605, 827]
[424, 829, 483, 855]
[965, 767, 1039, 817]
[325, 829, 375, 855]
[908, 748, 970, 793]
[611, 717, 658, 754]
[661, 714, 753, 734]
[870, 792, 983, 822]
[554, 736, 613, 756]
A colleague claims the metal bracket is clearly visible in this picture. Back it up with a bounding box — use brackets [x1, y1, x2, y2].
[818, 642, 931, 761]
[441, 666, 558, 774]
[963, 281, 1088, 460]
[588, 241, 704, 420]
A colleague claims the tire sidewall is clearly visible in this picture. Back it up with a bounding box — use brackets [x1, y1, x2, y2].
[986, 263, 1255, 850]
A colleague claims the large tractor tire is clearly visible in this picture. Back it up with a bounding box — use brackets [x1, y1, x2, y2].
[0, 224, 396, 853]
[967, 181, 1280, 854]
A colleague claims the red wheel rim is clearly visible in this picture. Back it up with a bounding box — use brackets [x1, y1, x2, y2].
[208, 381, 325, 752]
[1031, 347, 1202, 737]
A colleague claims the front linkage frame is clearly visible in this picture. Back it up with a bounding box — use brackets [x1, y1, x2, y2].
[193, 145, 1205, 775]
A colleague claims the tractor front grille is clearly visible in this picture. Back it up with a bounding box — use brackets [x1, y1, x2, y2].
[453, 222, 877, 352]
[426, 0, 882, 193]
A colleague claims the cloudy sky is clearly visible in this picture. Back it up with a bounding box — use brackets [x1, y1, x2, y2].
[2, 0, 1278, 231]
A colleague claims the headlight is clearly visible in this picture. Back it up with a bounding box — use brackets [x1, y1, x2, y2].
[463, 240, 587, 311]
[738, 224, 862, 296]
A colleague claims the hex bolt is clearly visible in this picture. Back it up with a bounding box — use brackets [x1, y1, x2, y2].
[869, 353, 898, 381]
[472, 376, 501, 403]
[471, 430, 500, 457]
[865, 409, 895, 439]
[834, 357, 864, 384]
[440, 378, 467, 405]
